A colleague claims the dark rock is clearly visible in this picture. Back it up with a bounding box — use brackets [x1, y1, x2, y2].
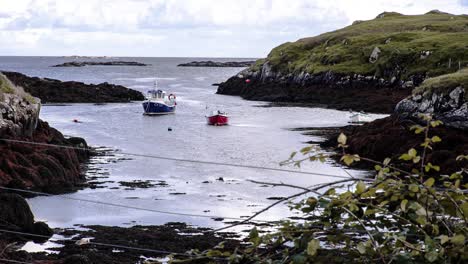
[2, 71, 145, 103]
[51, 61, 149, 67]
[217, 64, 416, 114]
[0, 193, 53, 242]
[323, 115, 468, 175]
[63, 254, 92, 264]
[32, 222, 54, 242]
[178, 60, 255, 67]
[395, 86, 467, 130]
[0, 193, 35, 231]
[0, 120, 90, 193]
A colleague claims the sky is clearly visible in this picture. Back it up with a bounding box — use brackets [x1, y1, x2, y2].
[0, 0, 467, 57]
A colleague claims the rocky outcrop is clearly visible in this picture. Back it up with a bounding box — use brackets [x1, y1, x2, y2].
[217, 63, 416, 113]
[178, 60, 255, 67]
[0, 120, 90, 193]
[51, 61, 149, 67]
[323, 116, 468, 174]
[2, 71, 145, 103]
[0, 193, 53, 243]
[0, 93, 40, 138]
[395, 86, 467, 130]
[0, 73, 90, 193]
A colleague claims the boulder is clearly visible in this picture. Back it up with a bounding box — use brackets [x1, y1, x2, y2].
[0, 193, 53, 242]
[395, 86, 467, 130]
[369, 47, 381, 63]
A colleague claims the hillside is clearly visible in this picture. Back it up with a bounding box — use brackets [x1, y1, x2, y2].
[217, 11, 468, 113]
[263, 11, 468, 78]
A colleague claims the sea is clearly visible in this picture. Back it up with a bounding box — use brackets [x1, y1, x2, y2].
[0, 56, 387, 230]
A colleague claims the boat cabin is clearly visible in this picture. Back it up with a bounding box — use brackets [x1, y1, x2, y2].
[147, 89, 166, 100]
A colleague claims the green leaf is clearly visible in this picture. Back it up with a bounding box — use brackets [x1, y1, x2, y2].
[341, 154, 360, 166]
[438, 235, 449, 245]
[399, 154, 412, 161]
[401, 199, 408, 212]
[425, 250, 439, 262]
[249, 227, 259, 239]
[300, 146, 312, 154]
[337, 133, 347, 145]
[307, 239, 320, 256]
[356, 181, 366, 194]
[383, 158, 391, 166]
[461, 202, 468, 220]
[451, 234, 465, 246]
[431, 136, 441, 143]
[409, 184, 419, 193]
[408, 148, 417, 157]
[357, 242, 367, 254]
[424, 178, 435, 187]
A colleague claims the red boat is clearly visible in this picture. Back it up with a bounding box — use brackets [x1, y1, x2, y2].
[207, 110, 229, 126]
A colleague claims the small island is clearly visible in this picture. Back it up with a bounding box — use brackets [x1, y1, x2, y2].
[51, 61, 150, 67]
[2, 71, 145, 103]
[178, 60, 255, 67]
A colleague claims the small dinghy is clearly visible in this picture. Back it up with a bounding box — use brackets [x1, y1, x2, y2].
[142, 89, 176, 115]
[207, 110, 229, 126]
[349, 112, 373, 124]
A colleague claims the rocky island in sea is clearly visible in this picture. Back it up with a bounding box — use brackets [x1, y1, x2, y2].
[178, 60, 255, 67]
[51, 61, 149, 67]
[2, 71, 144, 103]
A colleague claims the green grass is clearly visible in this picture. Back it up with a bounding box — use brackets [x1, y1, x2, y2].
[413, 68, 468, 99]
[256, 12, 468, 79]
[0, 74, 15, 94]
[0, 73, 37, 104]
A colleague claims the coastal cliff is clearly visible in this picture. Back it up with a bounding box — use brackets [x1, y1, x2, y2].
[2, 71, 145, 103]
[395, 69, 468, 130]
[325, 69, 468, 173]
[217, 11, 468, 113]
[0, 73, 89, 193]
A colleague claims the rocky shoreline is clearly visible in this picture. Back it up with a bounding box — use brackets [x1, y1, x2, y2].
[51, 61, 149, 67]
[2, 71, 144, 103]
[217, 65, 416, 113]
[178, 60, 255, 67]
[319, 116, 468, 174]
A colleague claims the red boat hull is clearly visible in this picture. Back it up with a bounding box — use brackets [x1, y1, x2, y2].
[207, 115, 229, 126]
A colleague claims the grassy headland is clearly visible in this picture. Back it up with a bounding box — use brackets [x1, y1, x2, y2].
[413, 67, 468, 99]
[261, 11, 468, 79]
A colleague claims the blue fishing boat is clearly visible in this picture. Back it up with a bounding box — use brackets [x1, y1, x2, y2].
[142, 89, 176, 115]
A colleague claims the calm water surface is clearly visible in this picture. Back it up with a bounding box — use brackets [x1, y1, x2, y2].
[0, 57, 387, 229]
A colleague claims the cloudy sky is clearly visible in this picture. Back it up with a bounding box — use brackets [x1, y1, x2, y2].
[0, 0, 467, 57]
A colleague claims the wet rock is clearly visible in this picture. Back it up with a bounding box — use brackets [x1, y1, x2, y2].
[0, 120, 90, 193]
[63, 254, 91, 264]
[217, 68, 412, 113]
[2, 71, 144, 103]
[178, 60, 255, 67]
[323, 116, 468, 174]
[0, 193, 53, 242]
